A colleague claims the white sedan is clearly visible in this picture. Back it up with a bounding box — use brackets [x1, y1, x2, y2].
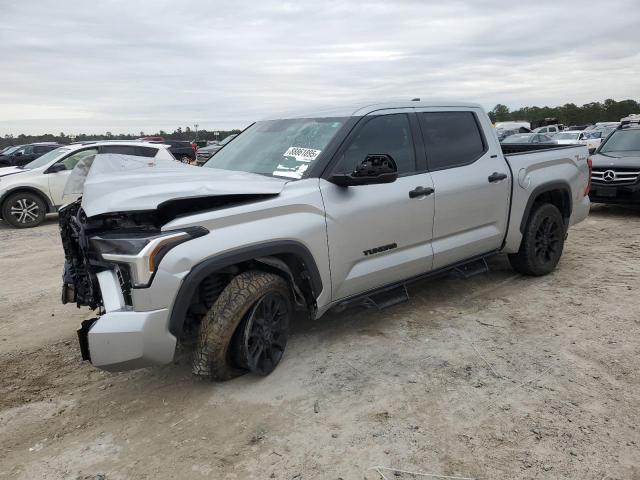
[0, 141, 176, 228]
[554, 130, 612, 153]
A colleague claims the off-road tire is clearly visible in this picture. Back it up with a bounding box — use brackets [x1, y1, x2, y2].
[509, 203, 565, 276]
[2, 191, 47, 228]
[192, 270, 291, 381]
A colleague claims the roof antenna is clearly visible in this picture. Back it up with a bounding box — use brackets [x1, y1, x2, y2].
[411, 97, 420, 101]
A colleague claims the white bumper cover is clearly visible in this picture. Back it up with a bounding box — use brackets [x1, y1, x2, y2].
[85, 270, 176, 371]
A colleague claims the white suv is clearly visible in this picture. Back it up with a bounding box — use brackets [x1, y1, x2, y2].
[0, 141, 175, 228]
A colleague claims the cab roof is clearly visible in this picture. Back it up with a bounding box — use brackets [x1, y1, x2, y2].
[263, 100, 484, 120]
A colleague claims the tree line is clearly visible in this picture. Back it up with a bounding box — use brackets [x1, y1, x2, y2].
[489, 98, 639, 125]
[2, 98, 639, 149]
[0, 127, 242, 149]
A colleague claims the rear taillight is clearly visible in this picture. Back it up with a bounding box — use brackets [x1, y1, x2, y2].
[584, 156, 592, 196]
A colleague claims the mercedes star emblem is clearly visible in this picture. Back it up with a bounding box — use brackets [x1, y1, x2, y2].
[603, 170, 615, 182]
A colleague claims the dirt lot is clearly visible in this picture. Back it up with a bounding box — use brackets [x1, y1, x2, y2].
[1, 206, 639, 480]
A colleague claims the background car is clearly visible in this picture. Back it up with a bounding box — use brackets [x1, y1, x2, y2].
[532, 125, 561, 135]
[501, 133, 556, 144]
[580, 128, 616, 153]
[137, 136, 165, 142]
[150, 140, 197, 163]
[0, 143, 62, 167]
[195, 134, 237, 165]
[567, 124, 591, 131]
[0, 145, 22, 155]
[0, 142, 176, 228]
[589, 124, 640, 204]
[496, 127, 530, 141]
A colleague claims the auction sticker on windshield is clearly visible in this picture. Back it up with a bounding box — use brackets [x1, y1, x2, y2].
[283, 146, 321, 162]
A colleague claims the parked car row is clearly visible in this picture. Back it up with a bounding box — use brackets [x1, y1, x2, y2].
[0, 143, 62, 167]
[498, 121, 622, 154]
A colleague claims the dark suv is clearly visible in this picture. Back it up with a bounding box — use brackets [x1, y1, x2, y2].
[589, 124, 640, 204]
[152, 140, 197, 163]
[0, 143, 63, 167]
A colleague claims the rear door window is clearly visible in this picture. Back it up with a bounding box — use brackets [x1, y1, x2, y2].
[98, 145, 158, 157]
[418, 111, 487, 171]
[34, 145, 54, 154]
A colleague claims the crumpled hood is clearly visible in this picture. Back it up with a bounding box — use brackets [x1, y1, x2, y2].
[0, 166, 26, 178]
[79, 153, 288, 217]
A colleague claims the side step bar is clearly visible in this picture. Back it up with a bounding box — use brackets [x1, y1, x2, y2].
[360, 284, 410, 310]
[451, 258, 489, 279]
[332, 250, 497, 313]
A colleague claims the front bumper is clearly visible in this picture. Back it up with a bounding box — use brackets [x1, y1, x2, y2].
[78, 270, 177, 371]
[589, 183, 640, 205]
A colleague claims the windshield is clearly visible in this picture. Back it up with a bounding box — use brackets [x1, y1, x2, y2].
[555, 132, 580, 140]
[23, 147, 70, 169]
[1, 146, 20, 155]
[219, 134, 236, 146]
[600, 129, 640, 153]
[502, 135, 530, 143]
[204, 117, 348, 179]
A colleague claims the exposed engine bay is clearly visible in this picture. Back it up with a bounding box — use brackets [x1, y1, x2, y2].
[59, 199, 161, 310]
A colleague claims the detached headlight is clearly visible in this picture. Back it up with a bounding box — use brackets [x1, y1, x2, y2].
[90, 227, 208, 287]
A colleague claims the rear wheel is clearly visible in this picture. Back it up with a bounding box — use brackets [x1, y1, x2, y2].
[2, 192, 47, 228]
[509, 203, 565, 276]
[192, 270, 291, 381]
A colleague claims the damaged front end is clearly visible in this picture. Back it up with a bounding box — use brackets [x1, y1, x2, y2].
[59, 199, 208, 366]
[60, 199, 210, 310]
[60, 199, 158, 309]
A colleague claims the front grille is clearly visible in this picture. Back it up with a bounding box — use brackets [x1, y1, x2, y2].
[591, 168, 640, 185]
[196, 152, 212, 161]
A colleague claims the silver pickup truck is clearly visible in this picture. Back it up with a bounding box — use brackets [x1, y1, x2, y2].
[59, 100, 591, 379]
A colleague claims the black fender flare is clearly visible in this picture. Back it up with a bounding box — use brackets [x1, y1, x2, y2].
[168, 240, 323, 337]
[519, 181, 572, 233]
[0, 186, 55, 214]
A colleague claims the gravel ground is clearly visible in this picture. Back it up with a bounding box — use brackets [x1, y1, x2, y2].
[0, 205, 639, 480]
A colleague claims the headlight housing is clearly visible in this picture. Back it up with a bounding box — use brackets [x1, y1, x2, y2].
[90, 227, 207, 287]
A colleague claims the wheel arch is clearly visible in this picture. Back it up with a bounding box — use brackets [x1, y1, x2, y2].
[168, 240, 322, 338]
[0, 186, 55, 216]
[519, 181, 572, 233]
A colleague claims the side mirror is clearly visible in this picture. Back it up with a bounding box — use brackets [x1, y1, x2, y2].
[47, 163, 66, 173]
[14, 151, 23, 156]
[329, 154, 398, 187]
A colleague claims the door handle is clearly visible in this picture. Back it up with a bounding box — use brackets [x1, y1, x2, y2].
[488, 172, 508, 183]
[409, 186, 435, 198]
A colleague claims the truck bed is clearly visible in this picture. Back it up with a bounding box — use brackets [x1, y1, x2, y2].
[500, 143, 590, 254]
[500, 143, 582, 156]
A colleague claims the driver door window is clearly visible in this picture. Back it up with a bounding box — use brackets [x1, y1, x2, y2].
[338, 114, 417, 175]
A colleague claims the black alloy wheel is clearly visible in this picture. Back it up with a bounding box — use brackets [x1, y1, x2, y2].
[534, 215, 561, 266]
[234, 291, 290, 376]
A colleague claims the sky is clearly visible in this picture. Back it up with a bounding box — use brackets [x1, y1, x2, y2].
[1, 0, 639, 135]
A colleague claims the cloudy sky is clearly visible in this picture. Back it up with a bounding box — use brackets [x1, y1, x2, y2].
[1, 0, 639, 135]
